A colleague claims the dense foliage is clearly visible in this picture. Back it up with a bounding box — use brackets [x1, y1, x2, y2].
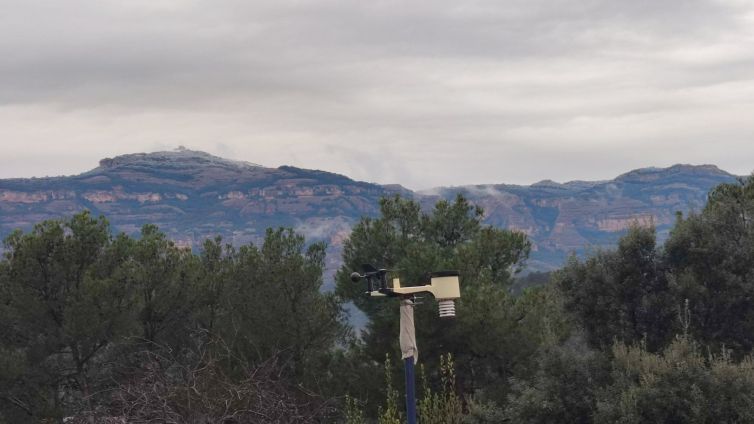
[335, 195, 564, 408]
[539, 175, 754, 423]
[0, 214, 345, 423]
[2, 174, 754, 423]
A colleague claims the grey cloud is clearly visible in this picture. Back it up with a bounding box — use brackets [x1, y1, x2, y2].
[2, 0, 748, 105]
[0, 0, 753, 187]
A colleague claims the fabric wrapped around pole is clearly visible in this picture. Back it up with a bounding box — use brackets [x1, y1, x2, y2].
[400, 298, 418, 364]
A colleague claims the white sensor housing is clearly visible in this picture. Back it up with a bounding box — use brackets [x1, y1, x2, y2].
[438, 299, 456, 318]
[384, 271, 461, 318]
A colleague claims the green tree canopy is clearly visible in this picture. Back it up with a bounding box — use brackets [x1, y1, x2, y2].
[665, 176, 754, 353]
[0, 212, 133, 420]
[336, 195, 549, 404]
[595, 335, 754, 424]
[555, 225, 676, 351]
[0, 212, 348, 422]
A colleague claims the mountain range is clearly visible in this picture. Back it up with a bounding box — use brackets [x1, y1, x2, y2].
[0, 148, 741, 280]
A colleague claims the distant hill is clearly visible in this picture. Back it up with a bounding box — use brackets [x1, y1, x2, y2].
[0, 148, 741, 281]
[420, 164, 738, 270]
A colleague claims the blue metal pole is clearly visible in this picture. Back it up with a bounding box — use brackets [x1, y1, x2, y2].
[405, 356, 417, 424]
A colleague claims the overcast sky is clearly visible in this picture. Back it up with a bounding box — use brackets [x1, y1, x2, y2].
[1, 0, 752, 189]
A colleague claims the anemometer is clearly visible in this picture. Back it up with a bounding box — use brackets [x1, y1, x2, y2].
[350, 265, 461, 317]
[351, 265, 461, 424]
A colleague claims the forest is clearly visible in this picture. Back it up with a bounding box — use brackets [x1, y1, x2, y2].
[1, 176, 753, 423]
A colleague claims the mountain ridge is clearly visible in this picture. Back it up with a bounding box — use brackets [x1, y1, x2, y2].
[421, 163, 732, 192]
[0, 149, 743, 275]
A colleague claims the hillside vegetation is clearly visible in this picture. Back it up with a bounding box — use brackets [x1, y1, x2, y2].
[0, 149, 737, 272]
[0, 174, 753, 423]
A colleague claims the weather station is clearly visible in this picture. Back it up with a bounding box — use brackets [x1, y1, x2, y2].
[351, 265, 461, 424]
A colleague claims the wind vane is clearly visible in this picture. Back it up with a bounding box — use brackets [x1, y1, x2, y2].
[351, 265, 461, 424]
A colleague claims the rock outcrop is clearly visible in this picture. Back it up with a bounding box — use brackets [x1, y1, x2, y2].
[0, 149, 740, 275]
[421, 164, 738, 269]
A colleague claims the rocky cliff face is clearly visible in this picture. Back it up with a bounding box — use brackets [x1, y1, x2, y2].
[0, 149, 740, 276]
[421, 164, 737, 269]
